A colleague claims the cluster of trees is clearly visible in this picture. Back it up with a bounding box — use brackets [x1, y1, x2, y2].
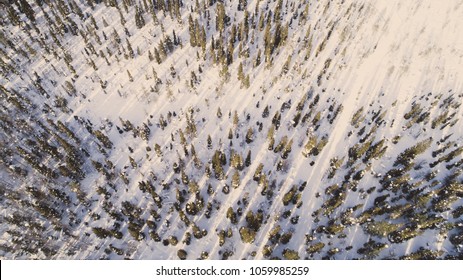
[299, 91, 463, 259]
[1, 0, 463, 261]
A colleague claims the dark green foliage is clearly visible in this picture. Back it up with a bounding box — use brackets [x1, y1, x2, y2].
[307, 242, 325, 254]
[128, 221, 145, 241]
[232, 170, 240, 188]
[177, 249, 187, 260]
[282, 186, 299, 206]
[394, 138, 432, 167]
[282, 249, 299, 260]
[245, 150, 251, 167]
[226, 207, 238, 224]
[17, 0, 36, 22]
[93, 130, 113, 149]
[245, 210, 263, 232]
[239, 226, 256, 244]
[253, 163, 264, 181]
[357, 240, 388, 259]
[400, 248, 443, 260]
[388, 225, 422, 243]
[280, 232, 292, 244]
[92, 227, 112, 239]
[212, 150, 225, 180]
[135, 5, 145, 28]
[245, 127, 254, 144]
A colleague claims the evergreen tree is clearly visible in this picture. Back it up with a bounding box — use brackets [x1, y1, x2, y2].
[245, 150, 251, 167]
[233, 111, 239, 126]
[126, 38, 134, 58]
[216, 2, 226, 33]
[207, 134, 213, 149]
[282, 139, 293, 159]
[135, 5, 146, 29]
[158, 40, 167, 59]
[238, 62, 244, 81]
[232, 170, 240, 188]
[200, 26, 207, 54]
[243, 75, 250, 88]
[253, 163, 264, 182]
[212, 150, 225, 180]
[254, 49, 262, 67]
[164, 35, 174, 53]
[272, 111, 281, 130]
[245, 127, 254, 144]
[226, 40, 234, 65]
[7, 6, 21, 26]
[188, 15, 196, 47]
[154, 47, 162, 64]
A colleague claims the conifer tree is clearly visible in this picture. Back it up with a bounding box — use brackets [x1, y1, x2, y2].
[188, 15, 196, 47]
[282, 139, 293, 159]
[207, 135, 213, 149]
[238, 62, 244, 81]
[216, 2, 226, 33]
[243, 75, 250, 88]
[233, 111, 239, 127]
[245, 127, 254, 144]
[7, 6, 21, 26]
[212, 150, 225, 180]
[232, 170, 240, 189]
[17, 0, 36, 22]
[126, 38, 134, 58]
[154, 48, 162, 64]
[158, 40, 167, 59]
[200, 26, 207, 54]
[245, 150, 251, 167]
[135, 5, 146, 29]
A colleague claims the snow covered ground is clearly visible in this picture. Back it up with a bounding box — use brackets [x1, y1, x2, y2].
[1, 0, 463, 259]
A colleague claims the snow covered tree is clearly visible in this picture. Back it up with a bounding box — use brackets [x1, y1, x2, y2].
[232, 170, 240, 188]
[212, 150, 225, 180]
[245, 127, 254, 144]
[135, 5, 146, 29]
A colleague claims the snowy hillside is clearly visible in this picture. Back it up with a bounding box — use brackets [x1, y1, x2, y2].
[1, 0, 463, 260]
